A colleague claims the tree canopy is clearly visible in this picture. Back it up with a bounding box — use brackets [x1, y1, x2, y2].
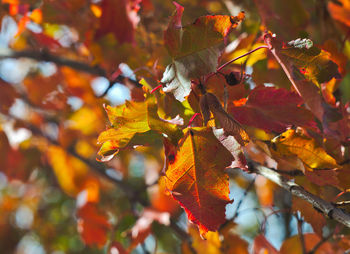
[0, 0, 349, 253]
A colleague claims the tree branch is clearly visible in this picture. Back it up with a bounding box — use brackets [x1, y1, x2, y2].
[0, 49, 141, 88]
[250, 163, 350, 229]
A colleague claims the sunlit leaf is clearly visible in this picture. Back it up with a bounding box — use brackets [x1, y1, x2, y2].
[97, 93, 183, 161]
[280, 46, 340, 86]
[188, 224, 221, 254]
[292, 197, 326, 236]
[229, 86, 316, 132]
[271, 129, 339, 170]
[162, 127, 234, 235]
[161, 2, 244, 101]
[47, 146, 89, 196]
[220, 222, 249, 254]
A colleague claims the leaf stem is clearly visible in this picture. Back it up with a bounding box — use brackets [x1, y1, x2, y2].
[216, 45, 269, 72]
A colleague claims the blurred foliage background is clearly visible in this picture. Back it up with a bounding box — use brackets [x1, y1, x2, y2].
[0, 0, 349, 253]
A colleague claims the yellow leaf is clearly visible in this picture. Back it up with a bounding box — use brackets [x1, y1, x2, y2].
[47, 146, 88, 197]
[272, 129, 338, 170]
[189, 225, 221, 254]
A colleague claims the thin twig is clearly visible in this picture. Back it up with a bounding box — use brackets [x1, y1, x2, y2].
[308, 227, 337, 254]
[205, 45, 268, 83]
[232, 177, 256, 220]
[296, 214, 307, 254]
[0, 49, 141, 90]
[216, 45, 269, 72]
[263, 33, 302, 96]
[249, 162, 350, 229]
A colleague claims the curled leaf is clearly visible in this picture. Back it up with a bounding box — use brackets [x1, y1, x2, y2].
[200, 92, 249, 146]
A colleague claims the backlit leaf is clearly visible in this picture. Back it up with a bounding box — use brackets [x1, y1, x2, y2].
[97, 94, 183, 161]
[161, 3, 244, 101]
[47, 146, 89, 197]
[271, 129, 338, 170]
[188, 224, 221, 254]
[229, 86, 316, 132]
[162, 127, 234, 235]
[280, 46, 340, 86]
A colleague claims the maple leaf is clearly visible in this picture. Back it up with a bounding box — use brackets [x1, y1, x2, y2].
[97, 92, 183, 161]
[161, 2, 244, 101]
[162, 127, 234, 235]
[229, 86, 316, 132]
[212, 128, 247, 170]
[271, 129, 339, 170]
[280, 45, 341, 86]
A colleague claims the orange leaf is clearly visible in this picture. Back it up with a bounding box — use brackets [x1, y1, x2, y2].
[162, 127, 234, 235]
[280, 233, 333, 254]
[77, 203, 111, 248]
[253, 234, 278, 254]
[272, 129, 339, 170]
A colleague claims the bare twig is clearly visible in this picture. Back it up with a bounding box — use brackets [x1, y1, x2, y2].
[308, 226, 337, 254]
[263, 33, 302, 96]
[216, 45, 268, 72]
[296, 214, 307, 254]
[249, 163, 350, 229]
[232, 177, 256, 220]
[0, 49, 141, 90]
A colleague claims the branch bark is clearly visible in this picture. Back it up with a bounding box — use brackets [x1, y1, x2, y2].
[250, 163, 350, 229]
[0, 49, 141, 88]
